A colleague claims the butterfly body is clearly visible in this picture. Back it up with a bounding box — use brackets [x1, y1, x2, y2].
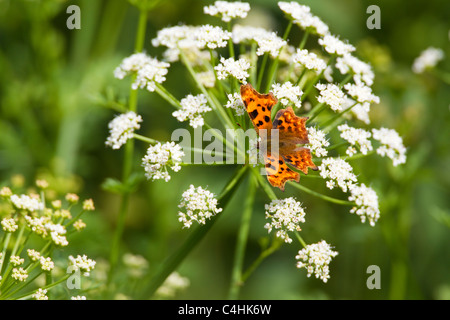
[241, 84, 317, 191]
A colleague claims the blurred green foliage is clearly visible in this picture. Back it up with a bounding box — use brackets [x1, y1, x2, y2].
[0, 0, 449, 299]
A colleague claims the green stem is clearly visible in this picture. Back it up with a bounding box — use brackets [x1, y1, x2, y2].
[241, 238, 282, 283]
[288, 181, 354, 206]
[0, 233, 12, 276]
[322, 102, 358, 132]
[263, 21, 292, 92]
[179, 50, 234, 129]
[133, 133, 158, 145]
[228, 175, 257, 299]
[140, 165, 249, 299]
[108, 7, 148, 287]
[306, 102, 325, 123]
[256, 53, 269, 92]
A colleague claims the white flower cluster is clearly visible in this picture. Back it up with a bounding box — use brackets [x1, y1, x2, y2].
[151, 25, 206, 64]
[348, 184, 380, 226]
[254, 31, 287, 58]
[68, 254, 96, 277]
[177, 185, 223, 229]
[316, 83, 347, 112]
[194, 25, 231, 50]
[338, 124, 373, 157]
[10, 194, 44, 212]
[372, 127, 407, 166]
[295, 240, 338, 283]
[105, 111, 142, 150]
[293, 49, 327, 73]
[264, 197, 306, 244]
[344, 83, 380, 104]
[155, 271, 190, 298]
[1, 217, 18, 232]
[204, 1, 250, 22]
[114, 53, 170, 92]
[318, 34, 355, 56]
[225, 92, 246, 116]
[336, 54, 374, 86]
[214, 56, 250, 84]
[278, 1, 329, 36]
[45, 223, 69, 246]
[141, 142, 185, 182]
[306, 127, 329, 157]
[319, 157, 357, 192]
[412, 47, 444, 74]
[12, 267, 28, 282]
[32, 288, 48, 300]
[271, 82, 303, 109]
[172, 94, 211, 128]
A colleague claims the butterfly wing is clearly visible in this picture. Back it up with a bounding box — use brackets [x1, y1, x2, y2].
[241, 84, 277, 133]
[274, 107, 318, 174]
[273, 106, 309, 145]
[264, 151, 299, 191]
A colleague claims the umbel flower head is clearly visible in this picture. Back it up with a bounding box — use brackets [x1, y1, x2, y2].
[178, 185, 223, 228]
[296, 240, 338, 283]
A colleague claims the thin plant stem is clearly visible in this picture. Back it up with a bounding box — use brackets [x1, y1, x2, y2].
[179, 50, 234, 129]
[108, 7, 148, 286]
[264, 20, 293, 92]
[256, 53, 268, 91]
[228, 175, 257, 299]
[287, 181, 354, 206]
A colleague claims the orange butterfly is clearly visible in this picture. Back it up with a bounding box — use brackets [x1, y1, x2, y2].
[241, 83, 317, 191]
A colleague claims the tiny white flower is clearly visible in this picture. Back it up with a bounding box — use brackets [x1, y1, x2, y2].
[412, 47, 444, 74]
[32, 288, 49, 300]
[12, 267, 28, 282]
[105, 111, 142, 150]
[142, 142, 185, 182]
[231, 24, 269, 44]
[10, 255, 24, 266]
[1, 217, 18, 233]
[338, 124, 373, 157]
[194, 25, 231, 50]
[271, 82, 303, 109]
[278, 2, 329, 36]
[225, 92, 246, 116]
[293, 49, 327, 73]
[40, 256, 55, 271]
[264, 197, 306, 244]
[177, 185, 222, 228]
[348, 184, 380, 226]
[316, 83, 347, 112]
[45, 223, 68, 246]
[71, 295, 87, 300]
[318, 34, 355, 56]
[155, 272, 190, 298]
[372, 127, 407, 166]
[336, 54, 374, 86]
[319, 158, 357, 192]
[306, 127, 329, 157]
[27, 249, 41, 261]
[344, 83, 380, 104]
[172, 94, 211, 128]
[68, 254, 96, 277]
[254, 31, 287, 58]
[197, 70, 216, 88]
[204, 1, 250, 22]
[10, 194, 44, 212]
[214, 56, 250, 84]
[296, 240, 338, 283]
[114, 53, 170, 92]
